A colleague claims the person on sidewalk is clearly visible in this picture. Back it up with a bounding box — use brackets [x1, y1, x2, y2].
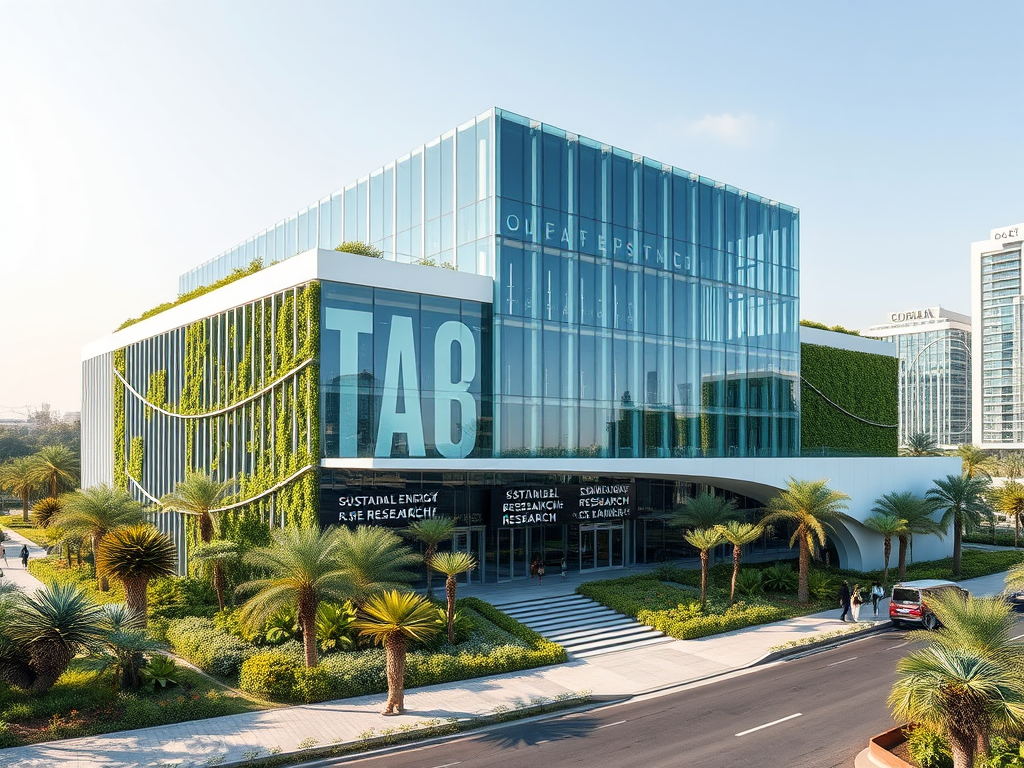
[1, 546, 7, 567]
[530, 557, 540, 581]
[537, 561, 546, 585]
[838, 580, 852, 621]
[20, 544, 29, 568]
[870, 581, 885, 617]
[560, 556, 567, 581]
[850, 583, 863, 622]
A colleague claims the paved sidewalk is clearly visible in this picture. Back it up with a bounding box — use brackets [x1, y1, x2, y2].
[0, 570, 1012, 768]
[0, 524, 47, 592]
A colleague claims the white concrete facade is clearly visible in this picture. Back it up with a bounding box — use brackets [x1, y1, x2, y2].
[322, 454, 960, 571]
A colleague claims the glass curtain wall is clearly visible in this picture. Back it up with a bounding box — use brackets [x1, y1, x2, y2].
[491, 109, 800, 458]
[981, 250, 1024, 443]
[894, 329, 971, 446]
[181, 113, 496, 294]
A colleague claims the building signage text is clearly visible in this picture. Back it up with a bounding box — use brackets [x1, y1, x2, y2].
[491, 483, 636, 526]
[994, 226, 1020, 242]
[888, 308, 935, 323]
[320, 488, 452, 529]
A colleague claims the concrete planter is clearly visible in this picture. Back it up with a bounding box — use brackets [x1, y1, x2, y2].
[855, 725, 914, 768]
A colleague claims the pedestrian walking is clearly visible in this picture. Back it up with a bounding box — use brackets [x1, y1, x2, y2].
[851, 583, 863, 622]
[870, 581, 885, 617]
[20, 544, 29, 568]
[530, 557, 540, 581]
[838, 580, 852, 622]
[537, 561, 546, 585]
[0, 546, 7, 567]
[560, 556, 567, 582]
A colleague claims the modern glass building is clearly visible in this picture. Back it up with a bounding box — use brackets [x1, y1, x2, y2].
[864, 306, 971, 448]
[972, 223, 1024, 447]
[83, 108, 811, 581]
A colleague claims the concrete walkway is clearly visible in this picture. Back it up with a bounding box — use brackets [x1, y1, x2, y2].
[0, 523, 47, 592]
[0, 569, 1013, 768]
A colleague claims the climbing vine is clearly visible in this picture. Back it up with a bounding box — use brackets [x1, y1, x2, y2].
[128, 436, 144, 481]
[113, 349, 127, 491]
[145, 370, 167, 420]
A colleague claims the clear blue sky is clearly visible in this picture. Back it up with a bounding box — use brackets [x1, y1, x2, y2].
[1, 0, 1021, 415]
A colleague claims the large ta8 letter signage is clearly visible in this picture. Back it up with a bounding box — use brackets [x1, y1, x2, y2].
[325, 307, 478, 459]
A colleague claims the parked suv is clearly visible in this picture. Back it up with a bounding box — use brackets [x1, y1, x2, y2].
[889, 579, 968, 629]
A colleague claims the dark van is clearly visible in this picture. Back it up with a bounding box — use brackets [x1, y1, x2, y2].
[889, 579, 968, 629]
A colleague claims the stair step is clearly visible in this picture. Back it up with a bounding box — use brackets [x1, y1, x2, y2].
[512, 605, 619, 624]
[524, 612, 628, 633]
[495, 596, 593, 613]
[547, 622, 658, 644]
[573, 635, 675, 658]
[491, 594, 592, 610]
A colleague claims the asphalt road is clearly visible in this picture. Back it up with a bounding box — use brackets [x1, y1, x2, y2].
[313, 628, 946, 768]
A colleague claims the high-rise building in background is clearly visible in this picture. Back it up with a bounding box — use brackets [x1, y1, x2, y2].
[972, 223, 1024, 448]
[864, 307, 971, 449]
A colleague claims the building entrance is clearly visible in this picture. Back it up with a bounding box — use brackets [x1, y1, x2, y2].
[453, 527, 486, 584]
[579, 524, 624, 570]
[495, 525, 567, 582]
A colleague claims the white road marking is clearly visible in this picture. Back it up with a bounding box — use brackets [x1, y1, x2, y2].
[536, 740, 550, 744]
[596, 720, 626, 729]
[432, 763, 462, 768]
[735, 713, 802, 737]
[885, 642, 909, 651]
[1010, 633, 1024, 642]
[827, 657, 857, 667]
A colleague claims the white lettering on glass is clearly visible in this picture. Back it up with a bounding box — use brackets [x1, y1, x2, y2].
[434, 320, 477, 459]
[376, 316, 426, 457]
[325, 308, 373, 456]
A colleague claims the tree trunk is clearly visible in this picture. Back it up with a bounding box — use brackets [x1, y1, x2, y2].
[882, 537, 891, 586]
[28, 641, 73, 692]
[798, 535, 810, 603]
[299, 592, 318, 668]
[730, 545, 741, 606]
[124, 577, 148, 627]
[897, 536, 908, 582]
[953, 514, 963, 579]
[199, 512, 214, 543]
[93, 534, 109, 592]
[425, 544, 436, 599]
[446, 574, 457, 644]
[21, 492, 29, 523]
[382, 633, 407, 714]
[947, 730, 975, 768]
[699, 550, 709, 609]
[1016, 514, 1020, 548]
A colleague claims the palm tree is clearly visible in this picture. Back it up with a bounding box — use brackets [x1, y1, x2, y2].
[888, 592, 1024, 768]
[191, 541, 240, 610]
[928, 475, 991, 579]
[27, 445, 80, 500]
[333, 525, 422, 605]
[762, 478, 852, 603]
[0, 583, 105, 691]
[956, 444, 997, 479]
[0, 457, 40, 523]
[159, 473, 231, 598]
[95, 524, 176, 626]
[428, 551, 476, 643]
[353, 590, 439, 715]
[683, 528, 723, 609]
[901, 432, 941, 457]
[872, 491, 946, 581]
[862, 512, 905, 587]
[52, 485, 144, 591]
[32, 495, 65, 528]
[403, 517, 456, 599]
[715, 521, 764, 606]
[1001, 452, 1024, 481]
[991, 480, 1024, 548]
[86, 603, 163, 691]
[235, 526, 353, 668]
[670, 491, 740, 529]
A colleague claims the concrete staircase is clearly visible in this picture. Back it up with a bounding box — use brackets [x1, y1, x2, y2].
[491, 593, 672, 658]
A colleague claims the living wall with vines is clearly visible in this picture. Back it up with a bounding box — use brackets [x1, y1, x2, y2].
[800, 342, 898, 456]
[113, 281, 321, 553]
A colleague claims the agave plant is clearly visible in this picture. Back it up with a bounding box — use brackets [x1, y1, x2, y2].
[140, 654, 180, 690]
[85, 603, 162, 691]
[96, 524, 177, 626]
[316, 601, 357, 653]
[0, 583, 105, 691]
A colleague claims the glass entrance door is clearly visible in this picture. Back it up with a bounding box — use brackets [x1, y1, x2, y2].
[579, 524, 624, 571]
[452, 526, 486, 584]
[497, 527, 529, 582]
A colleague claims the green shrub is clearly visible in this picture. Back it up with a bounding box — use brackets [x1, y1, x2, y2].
[293, 665, 334, 704]
[806, 570, 837, 601]
[735, 569, 764, 596]
[335, 242, 383, 258]
[238, 652, 299, 701]
[761, 562, 798, 592]
[652, 565, 701, 587]
[148, 576, 218, 620]
[316, 601, 356, 652]
[416, 608, 474, 650]
[577, 575, 697, 616]
[989, 735, 1024, 767]
[637, 599, 785, 640]
[905, 724, 953, 768]
[165, 617, 254, 677]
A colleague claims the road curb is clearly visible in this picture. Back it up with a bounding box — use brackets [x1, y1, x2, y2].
[754, 622, 893, 665]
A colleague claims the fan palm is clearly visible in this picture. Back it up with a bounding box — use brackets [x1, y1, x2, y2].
[96, 524, 176, 626]
[353, 590, 439, 715]
[683, 527, 724, 609]
[991, 480, 1024, 548]
[928, 475, 991, 579]
[872, 491, 945, 581]
[85, 603, 162, 691]
[1005, 562, 1024, 595]
[888, 592, 1024, 768]
[1002, 453, 1024, 481]
[715, 521, 764, 606]
[1, 583, 105, 691]
[762, 478, 853, 602]
[52, 485, 145, 591]
[670, 492, 740, 530]
[32, 495, 65, 528]
[191, 540, 240, 611]
[27, 445, 80, 500]
[900, 432, 941, 457]
[159, 473, 232, 597]
[235, 526, 354, 668]
[403, 516, 456, 598]
[862, 512, 906, 587]
[333, 525, 422, 605]
[429, 551, 476, 643]
[0, 457, 40, 523]
[956, 444, 997, 479]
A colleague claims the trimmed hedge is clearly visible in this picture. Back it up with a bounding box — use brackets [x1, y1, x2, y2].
[801, 342, 898, 457]
[238, 597, 567, 703]
[165, 617, 256, 677]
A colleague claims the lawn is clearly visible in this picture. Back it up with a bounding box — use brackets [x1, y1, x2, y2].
[1, 515, 50, 547]
[0, 660, 268, 748]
